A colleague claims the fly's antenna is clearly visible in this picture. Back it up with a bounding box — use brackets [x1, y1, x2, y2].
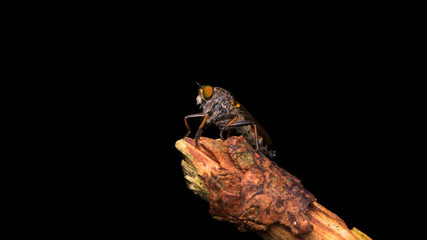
[195, 81, 202, 87]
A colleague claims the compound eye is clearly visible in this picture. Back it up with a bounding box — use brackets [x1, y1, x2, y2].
[202, 85, 213, 99]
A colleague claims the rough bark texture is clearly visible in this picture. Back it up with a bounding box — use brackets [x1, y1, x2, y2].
[176, 136, 372, 240]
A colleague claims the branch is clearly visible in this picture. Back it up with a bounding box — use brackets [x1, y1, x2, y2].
[175, 136, 372, 240]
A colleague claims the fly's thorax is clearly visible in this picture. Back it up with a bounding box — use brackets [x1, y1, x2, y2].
[199, 89, 236, 125]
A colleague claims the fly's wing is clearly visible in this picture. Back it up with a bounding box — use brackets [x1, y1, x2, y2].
[239, 104, 273, 145]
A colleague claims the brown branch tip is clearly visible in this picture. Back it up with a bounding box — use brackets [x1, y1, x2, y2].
[175, 136, 372, 240]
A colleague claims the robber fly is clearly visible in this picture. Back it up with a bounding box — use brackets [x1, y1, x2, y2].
[184, 83, 276, 159]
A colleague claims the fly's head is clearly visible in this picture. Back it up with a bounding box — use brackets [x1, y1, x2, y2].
[196, 84, 214, 106]
[196, 84, 234, 116]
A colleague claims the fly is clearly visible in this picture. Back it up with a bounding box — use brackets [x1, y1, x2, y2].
[184, 83, 276, 159]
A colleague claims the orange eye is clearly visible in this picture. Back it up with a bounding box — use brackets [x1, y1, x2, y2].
[203, 85, 213, 99]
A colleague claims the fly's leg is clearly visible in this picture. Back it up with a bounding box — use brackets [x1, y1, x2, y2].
[194, 113, 209, 146]
[184, 113, 207, 138]
[223, 120, 260, 154]
[226, 130, 231, 139]
[217, 115, 238, 140]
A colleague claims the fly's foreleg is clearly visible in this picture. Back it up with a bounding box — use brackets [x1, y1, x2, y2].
[184, 113, 209, 146]
[184, 113, 206, 137]
[194, 113, 209, 146]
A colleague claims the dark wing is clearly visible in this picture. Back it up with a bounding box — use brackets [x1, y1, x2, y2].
[239, 104, 273, 145]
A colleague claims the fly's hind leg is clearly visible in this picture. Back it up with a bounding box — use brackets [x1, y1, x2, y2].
[222, 120, 260, 154]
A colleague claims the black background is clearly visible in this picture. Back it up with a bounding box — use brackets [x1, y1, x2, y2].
[53, 21, 418, 240]
[14, 6, 424, 239]
[78, 64, 398, 240]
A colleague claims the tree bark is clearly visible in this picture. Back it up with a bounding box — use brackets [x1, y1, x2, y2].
[175, 136, 372, 240]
